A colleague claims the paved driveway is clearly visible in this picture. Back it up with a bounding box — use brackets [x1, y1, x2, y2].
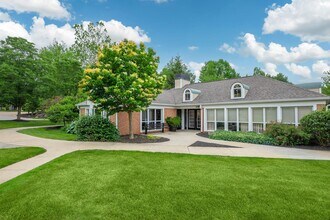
[0, 127, 330, 184]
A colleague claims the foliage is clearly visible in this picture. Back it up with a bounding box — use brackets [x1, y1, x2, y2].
[75, 116, 120, 141]
[265, 123, 311, 146]
[300, 110, 330, 147]
[165, 116, 181, 127]
[71, 22, 111, 67]
[160, 56, 195, 89]
[199, 59, 239, 83]
[0, 147, 46, 169]
[46, 96, 81, 125]
[322, 70, 330, 95]
[39, 42, 83, 98]
[80, 40, 165, 139]
[210, 130, 276, 145]
[0, 37, 40, 120]
[253, 67, 290, 83]
[66, 121, 77, 134]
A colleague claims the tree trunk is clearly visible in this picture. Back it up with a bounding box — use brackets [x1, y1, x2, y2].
[128, 111, 134, 139]
[17, 106, 22, 120]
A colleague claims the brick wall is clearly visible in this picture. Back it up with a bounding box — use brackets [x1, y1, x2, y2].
[164, 108, 177, 131]
[117, 112, 140, 135]
[317, 104, 325, 110]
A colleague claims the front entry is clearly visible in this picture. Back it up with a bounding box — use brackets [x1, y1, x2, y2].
[187, 109, 201, 130]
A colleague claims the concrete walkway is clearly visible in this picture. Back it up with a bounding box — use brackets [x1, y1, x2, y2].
[1, 127, 330, 184]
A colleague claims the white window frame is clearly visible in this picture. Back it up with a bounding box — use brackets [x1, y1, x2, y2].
[231, 83, 245, 99]
[183, 89, 192, 102]
[140, 107, 164, 132]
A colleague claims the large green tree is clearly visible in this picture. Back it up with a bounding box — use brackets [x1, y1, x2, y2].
[322, 70, 330, 95]
[253, 67, 290, 83]
[160, 56, 195, 89]
[0, 37, 40, 120]
[81, 40, 165, 139]
[71, 22, 111, 67]
[199, 59, 239, 83]
[39, 42, 83, 98]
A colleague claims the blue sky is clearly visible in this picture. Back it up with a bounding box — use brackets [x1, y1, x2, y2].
[0, 0, 329, 83]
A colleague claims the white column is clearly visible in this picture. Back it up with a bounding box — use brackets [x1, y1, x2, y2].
[294, 107, 299, 127]
[277, 106, 282, 123]
[236, 109, 239, 131]
[312, 104, 317, 111]
[262, 108, 266, 131]
[181, 109, 185, 130]
[224, 108, 228, 131]
[248, 107, 253, 131]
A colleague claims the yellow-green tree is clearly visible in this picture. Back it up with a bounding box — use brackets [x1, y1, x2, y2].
[80, 40, 165, 139]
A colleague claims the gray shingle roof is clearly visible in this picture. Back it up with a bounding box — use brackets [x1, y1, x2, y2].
[153, 75, 328, 106]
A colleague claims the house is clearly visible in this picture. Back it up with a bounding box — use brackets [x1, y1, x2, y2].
[295, 82, 323, 94]
[77, 75, 330, 135]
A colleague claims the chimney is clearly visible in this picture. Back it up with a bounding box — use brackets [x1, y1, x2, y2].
[175, 74, 190, 89]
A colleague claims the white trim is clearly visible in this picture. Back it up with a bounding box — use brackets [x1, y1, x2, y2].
[231, 83, 246, 99]
[139, 107, 165, 132]
[183, 89, 192, 102]
[248, 107, 252, 131]
[115, 113, 118, 128]
[262, 108, 266, 130]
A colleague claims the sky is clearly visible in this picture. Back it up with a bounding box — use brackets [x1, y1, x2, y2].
[0, 0, 329, 83]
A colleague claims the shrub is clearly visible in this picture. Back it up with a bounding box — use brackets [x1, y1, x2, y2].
[66, 121, 77, 134]
[265, 123, 311, 146]
[300, 110, 330, 147]
[210, 130, 276, 145]
[75, 116, 120, 142]
[165, 117, 181, 127]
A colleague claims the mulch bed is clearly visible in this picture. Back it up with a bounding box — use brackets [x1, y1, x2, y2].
[119, 135, 169, 143]
[196, 132, 210, 138]
[189, 141, 242, 148]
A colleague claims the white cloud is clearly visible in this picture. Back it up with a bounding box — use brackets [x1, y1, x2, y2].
[100, 20, 151, 43]
[263, 0, 330, 42]
[312, 60, 330, 75]
[188, 46, 198, 51]
[219, 43, 236, 54]
[188, 61, 205, 82]
[285, 63, 311, 78]
[264, 63, 278, 76]
[242, 33, 330, 64]
[229, 62, 237, 70]
[0, 17, 151, 48]
[0, 0, 70, 20]
[0, 12, 11, 21]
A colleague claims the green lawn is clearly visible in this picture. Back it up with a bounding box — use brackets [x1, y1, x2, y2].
[0, 147, 46, 169]
[0, 151, 329, 219]
[18, 127, 77, 141]
[0, 120, 57, 130]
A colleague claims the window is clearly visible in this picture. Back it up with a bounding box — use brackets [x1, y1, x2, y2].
[239, 108, 248, 132]
[216, 109, 224, 130]
[141, 108, 163, 130]
[206, 109, 215, 130]
[228, 109, 237, 131]
[184, 89, 191, 101]
[282, 107, 295, 124]
[233, 84, 242, 98]
[252, 108, 263, 132]
[265, 107, 277, 123]
[298, 106, 312, 123]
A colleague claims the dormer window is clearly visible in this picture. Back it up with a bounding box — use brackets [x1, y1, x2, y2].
[231, 83, 249, 99]
[184, 89, 191, 101]
[233, 84, 242, 98]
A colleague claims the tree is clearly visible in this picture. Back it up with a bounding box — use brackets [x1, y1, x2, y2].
[46, 96, 82, 126]
[0, 37, 39, 120]
[80, 40, 165, 139]
[71, 22, 111, 67]
[253, 67, 290, 83]
[199, 59, 239, 83]
[160, 56, 195, 89]
[39, 42, 83, 98]
[322, 70, 330, 95]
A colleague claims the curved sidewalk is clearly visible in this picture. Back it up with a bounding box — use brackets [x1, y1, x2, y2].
[1, 127, 330, 184]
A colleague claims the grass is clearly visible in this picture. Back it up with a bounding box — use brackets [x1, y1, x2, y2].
[0, 151, 329, 219]
[0, 147, 46, 169]
[18, 127, 77, 141]
[0, 120, 57, 130]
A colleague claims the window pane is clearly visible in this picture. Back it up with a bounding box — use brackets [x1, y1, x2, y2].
[265, 107, 277, 123]
[253, 108, 263, 123]
[253, 123, 264, 133]
[228, 109, 237, 122]
[228, 122, 237, 131]
[156, 109, 161, 121]
[282, 107, 295, 124]
[298, 106, 312, 122]
[239, 108, 248, 122]
[239, 123, 249, 132]
[149, 109, 155, 121]
[216, 109, 224, 121]
[216, 122, 224, 130]
[142, 110, 147, 121]
[207, 109, 215, 121]
[207, 122, 215, 130]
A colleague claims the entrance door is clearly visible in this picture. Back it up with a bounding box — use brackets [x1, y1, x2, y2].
[188, 110, 195, 129]
[196, 110, 201, 129]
